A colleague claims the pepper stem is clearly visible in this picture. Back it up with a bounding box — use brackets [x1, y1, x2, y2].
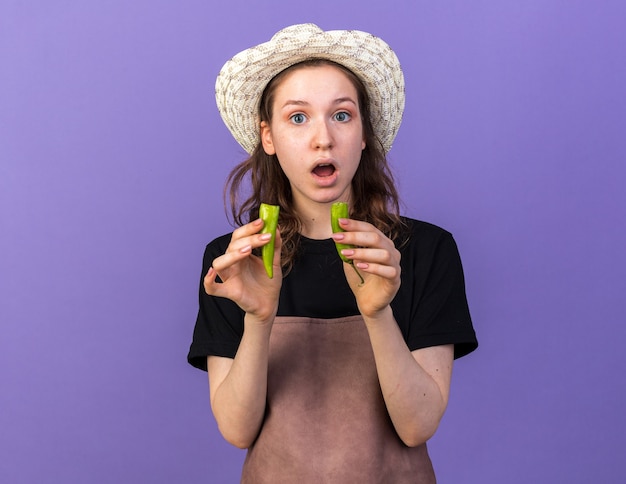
[350, 262, 365, 286]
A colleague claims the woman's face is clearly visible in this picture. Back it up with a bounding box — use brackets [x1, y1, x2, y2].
[260, 64, 365, 209]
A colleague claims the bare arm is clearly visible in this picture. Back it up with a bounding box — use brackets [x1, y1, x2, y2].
[334, 217, 454, 446]
[207, 315, 272, 448]
[363, 307, 453, 446]
[204, 220, 282, 448]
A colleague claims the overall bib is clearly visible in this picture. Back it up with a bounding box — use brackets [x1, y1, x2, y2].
[241, 315, 436, 483]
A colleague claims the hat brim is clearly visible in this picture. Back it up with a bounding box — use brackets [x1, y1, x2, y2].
[215, 23, 405, 154]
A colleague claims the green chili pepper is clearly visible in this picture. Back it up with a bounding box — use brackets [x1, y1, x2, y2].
[259, 203, 280, 278]
[331, 202, 364, 285]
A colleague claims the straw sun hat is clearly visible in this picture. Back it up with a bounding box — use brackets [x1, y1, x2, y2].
[215, 23, 405, 154]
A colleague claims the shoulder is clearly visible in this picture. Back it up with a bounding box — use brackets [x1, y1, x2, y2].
[204, 232, 233, 254]
[200, 232, 234, 268]
[398, 217, 456, 252]
[400, 217, 451, 238]
[396, 216, 465, 276]
[392, 217, 477, 357]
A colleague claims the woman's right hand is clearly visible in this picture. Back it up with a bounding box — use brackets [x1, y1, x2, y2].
[204, 218, 282, 323]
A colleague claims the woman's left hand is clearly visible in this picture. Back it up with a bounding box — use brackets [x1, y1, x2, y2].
[332, 218, 401, 319]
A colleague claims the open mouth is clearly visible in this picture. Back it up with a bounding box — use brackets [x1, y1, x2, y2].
[312, 163, 336, 177]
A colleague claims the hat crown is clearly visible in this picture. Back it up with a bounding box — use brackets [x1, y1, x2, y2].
[271, 23, 322, 42]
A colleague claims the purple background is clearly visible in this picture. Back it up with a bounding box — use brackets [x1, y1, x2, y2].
[2, 1, 625, 482]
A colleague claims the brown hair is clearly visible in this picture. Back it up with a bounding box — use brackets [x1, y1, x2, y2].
[224, 59, 406, 274]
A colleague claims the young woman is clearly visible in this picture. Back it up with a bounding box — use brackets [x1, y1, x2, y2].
[188, 24, 478, 483]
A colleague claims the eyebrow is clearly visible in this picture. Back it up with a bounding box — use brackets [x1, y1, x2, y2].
[280, 97, 358, 109]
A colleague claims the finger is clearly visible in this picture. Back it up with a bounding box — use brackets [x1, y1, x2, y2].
[337, 217, 379, 235]
[335, 217, 391, 248]
[333, 229, 392, 251]
[211, 244, 254, 273]
[341, 247, 399, 267]
[354, 260, 401, 281]
[226, 229, 272, 255]
[272, 228, 283, 274]
[230, 218, 265, 243]
[203, 266, 223, 296]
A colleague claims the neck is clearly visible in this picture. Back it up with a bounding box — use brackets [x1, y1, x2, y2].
[296, 202, 334, 239]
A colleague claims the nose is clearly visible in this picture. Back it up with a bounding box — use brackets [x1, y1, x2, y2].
[312, 119, 333, 150]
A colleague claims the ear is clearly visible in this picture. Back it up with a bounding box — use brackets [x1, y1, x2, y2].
[260, 121, 276, 155]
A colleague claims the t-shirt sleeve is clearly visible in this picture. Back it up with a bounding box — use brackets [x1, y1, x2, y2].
[187, 234, 244, 371]
[398, 223, 478, 359]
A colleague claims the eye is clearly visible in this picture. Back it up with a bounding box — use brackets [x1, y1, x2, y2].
[334, 111, 351, 122]
[290, 113, 306, 124]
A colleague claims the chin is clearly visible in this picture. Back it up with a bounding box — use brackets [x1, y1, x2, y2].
[312, 193, 345, 205]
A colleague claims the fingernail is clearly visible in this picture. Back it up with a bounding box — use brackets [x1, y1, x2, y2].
[332, 233, 345, 241]
[356, 262, 369, 269]
[260, 233, 271, 241]
[240, 245, 252, 253]
[341, 249, 355, 256]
